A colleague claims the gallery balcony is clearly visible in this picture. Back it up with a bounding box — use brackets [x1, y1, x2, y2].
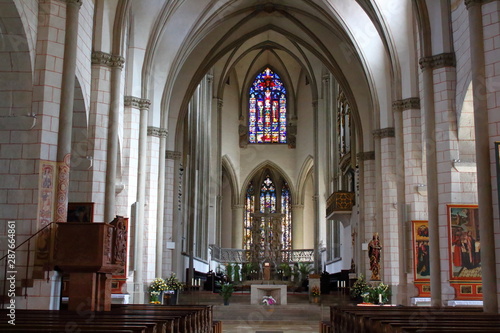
[326, 191, 355, 221]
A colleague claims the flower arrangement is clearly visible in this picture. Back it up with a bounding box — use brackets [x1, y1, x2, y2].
[149, 291, 161, 304]
[311, 285, 321, 297]
[262, 295, 276, 305]
[149, 277, 168, 293]
[361, 281, 391, 304]
[350, 274, 369, 299]
[164, 273, 183, 291]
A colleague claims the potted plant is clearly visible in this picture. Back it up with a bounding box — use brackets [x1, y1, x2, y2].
[164, 273, 183, 305]
[220, 282, 234, 305]
[149, 277, 167, 304]
[225, 263, 234, 282]
[361, 282, 391, 304]
[233, 264, 241, 282]
[349, 274, 369, 302]
[278, 263, 292, 281]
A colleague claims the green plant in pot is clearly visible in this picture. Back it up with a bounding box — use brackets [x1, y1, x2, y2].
[220, 283, 234, 305]
[349, 274, 369, 301]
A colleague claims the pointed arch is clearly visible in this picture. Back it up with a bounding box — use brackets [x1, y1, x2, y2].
[240, 160, 295, 202]
[221, 155, 240, 205]
[296, 155, 314, 205]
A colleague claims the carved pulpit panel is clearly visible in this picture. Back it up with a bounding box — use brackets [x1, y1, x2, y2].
[54, 220, 127, 311]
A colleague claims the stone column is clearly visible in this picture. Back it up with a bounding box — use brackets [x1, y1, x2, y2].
[156, 127, 168, 277]
[292, 204, 304, 249]
[103, 54, 125, 222]
[373, 128, 397, 284]
[133, 99, 149, 303]
[312, 101, 321, 272]
[466, 0, 498, 313]
[419, 56, 442, 307]
[232, 204, 244, 248]
[393, 98, 420, 304]
[54, 0, 82, 222]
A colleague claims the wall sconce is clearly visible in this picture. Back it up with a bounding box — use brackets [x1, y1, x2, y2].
[416, 184, 427, 196]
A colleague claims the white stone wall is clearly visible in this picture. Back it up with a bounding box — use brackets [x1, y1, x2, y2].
[481, 1, 500, 310]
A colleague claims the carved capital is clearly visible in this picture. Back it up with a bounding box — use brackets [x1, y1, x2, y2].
[392, 98, 420, 112]
[357, 151, 375, 161]
[91, 51, 125, 69]
[217, 98, 223, 110]
[147, 126, 168, 138]
[373, 127, 395, 138]
[465, 0, 483, 9]
[124, 96, 151, 110]
[419, 53, 456, 70]
[166, 150, 181, 160]
[66, 0, 82, 7]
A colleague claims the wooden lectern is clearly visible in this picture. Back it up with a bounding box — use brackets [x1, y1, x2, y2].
[54, 217, 127, 311]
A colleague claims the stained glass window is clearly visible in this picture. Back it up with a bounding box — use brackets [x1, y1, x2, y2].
[281, 182, 292, 250]
[243, 174, 292, 251]
[248, 68, 287, 144]
[243, 183, 255, 250]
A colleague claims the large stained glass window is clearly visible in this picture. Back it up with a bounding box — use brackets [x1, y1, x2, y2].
[248, 68, 287, 144]
[281, 182, 292, 250]
[243, 174, 292, 251]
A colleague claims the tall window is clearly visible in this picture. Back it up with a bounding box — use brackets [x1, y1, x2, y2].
[337, 90, 351, 158]
[248, 68, 287, 144]
[243, 173, 292, 250]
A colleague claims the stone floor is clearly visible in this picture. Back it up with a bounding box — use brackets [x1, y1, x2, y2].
[179, 289, 354, 332]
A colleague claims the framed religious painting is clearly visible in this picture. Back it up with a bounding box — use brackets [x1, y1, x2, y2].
[447, 204, 482, 299]
[412, 220, 430, 296]
[67, 202, 94, 223]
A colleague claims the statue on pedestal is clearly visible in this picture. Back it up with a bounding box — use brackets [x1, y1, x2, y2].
[368, 232, 382, 281]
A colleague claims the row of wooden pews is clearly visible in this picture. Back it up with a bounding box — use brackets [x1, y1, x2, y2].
[325, 305, 500, 333]
[0, 304, 221, 333]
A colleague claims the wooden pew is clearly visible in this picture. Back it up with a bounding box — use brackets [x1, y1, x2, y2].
[7, 310, 168, 333]
[329, 306, 497, 333]
[113, 304, 213, 333]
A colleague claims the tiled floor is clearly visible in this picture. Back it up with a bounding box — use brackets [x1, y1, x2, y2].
[180, 289, 354, 332]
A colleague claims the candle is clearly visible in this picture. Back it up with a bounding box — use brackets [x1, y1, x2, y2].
[336, 281, 339, 288]
[379, 294, 382, 304]
[191, 278, 194, 286]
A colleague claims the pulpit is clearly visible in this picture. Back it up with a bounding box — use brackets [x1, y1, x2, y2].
[54, 217, 127, 311]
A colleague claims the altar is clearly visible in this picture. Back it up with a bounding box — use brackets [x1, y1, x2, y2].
[250, 284, 287, 305]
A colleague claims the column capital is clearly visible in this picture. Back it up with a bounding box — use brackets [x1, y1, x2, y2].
[232, 204, 244, 209]
[217, 98, 223, 110]
[292, 204, 305, 209]
[147, 126, 168, 138]
[392, 97, 420, 112]
[357, 151, 375, 161]
[124, 96, 151, 110]
[372, 127, 395, 139]
[66, 0, 82, 7]
[92, 51, 125, 69]
[465, 0, 482, 9]
[419, 53, 456, 70]
[166, 150, 181, 160]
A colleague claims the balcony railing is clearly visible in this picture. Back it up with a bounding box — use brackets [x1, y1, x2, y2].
[209, 245, 314, 264]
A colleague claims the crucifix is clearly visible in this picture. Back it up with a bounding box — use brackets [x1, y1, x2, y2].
[250, 206, 284, 269]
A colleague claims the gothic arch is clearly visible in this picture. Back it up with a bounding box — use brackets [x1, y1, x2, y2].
[296, 155, 314, 205]
[221, 155, 240, 205]
[240, 160, 295, 204]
